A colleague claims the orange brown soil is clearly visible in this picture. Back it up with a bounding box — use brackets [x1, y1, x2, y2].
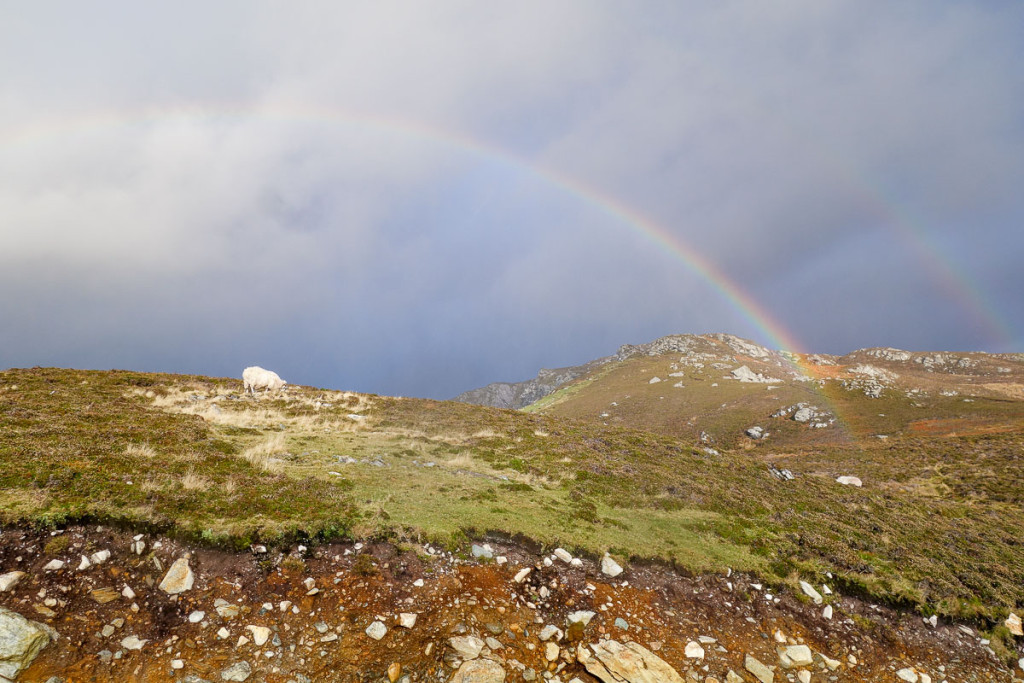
[2, 526, 1014, 682]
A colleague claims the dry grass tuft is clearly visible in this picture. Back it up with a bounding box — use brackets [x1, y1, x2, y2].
[181, 469, 212, 491]
[241, 433, 287, 474]
[125, 443, 157, 458]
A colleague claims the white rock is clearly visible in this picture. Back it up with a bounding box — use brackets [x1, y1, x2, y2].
[217, 627, 230, 639]
[158, 557, 195, 595]
[578, 640, 685, 683]
[413, 579, 424, 587]
[449, 635, 484, 660]
[800, 580, 823, 605]
[601, 553, 623, 578]
[43, 560, 64, 572]
[649, 377, 662, 384]
[188, 611, 205, 623]
[513, 568, 532, 583]
[246, 625, 271, 646]
[366, 621, 387, 640]
[90, 550, 111, 565]
[797, 671, 811, 683]
[171, 659, 184, 669]
[925, 615, 937, 628]
[77, 556, 91, 571]
[570, 558, 583, 567]
[684, 641, 704, 659]
[236, 636, 249, 648]
[0, 571, 26, 592]
[539, 625, 563, 641]
[1006, 612, 1023, 636]
[822, 605, 833, 620]
[553, 548, 573, 563]
[545, 642, 560, 661]
[778, 644, 813, 668]
[120, 635, 147, 651]
[896, 668, 918, 682]
[566, 610, 596, 627]
[398, 613, 417, 629]
[836, 475, 862, 487]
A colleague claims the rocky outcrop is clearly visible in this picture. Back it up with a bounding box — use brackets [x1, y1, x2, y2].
[453, 360, 608, 409]
[0, 606, 57, 681]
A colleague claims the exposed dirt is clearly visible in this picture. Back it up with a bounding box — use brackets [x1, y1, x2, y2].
[2, 526, 1018, 682]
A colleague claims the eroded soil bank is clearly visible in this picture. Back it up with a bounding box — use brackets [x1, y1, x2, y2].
[0, 526, 1016, 682]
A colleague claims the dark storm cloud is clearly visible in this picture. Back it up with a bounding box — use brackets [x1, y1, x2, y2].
[1, 1, 1021, 398]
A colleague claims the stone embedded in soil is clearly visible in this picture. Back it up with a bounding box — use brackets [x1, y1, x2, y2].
[159, 556, 195, 595]
[120, 635, 147, 650]
[799, 581, 823, 605]
[744, 654, 775, 683]
[450, 658, 506, 683]
[684, 641, 704, 658]
[778, 644, 813, 668]
[0, 572, 26, 593]
[449, 635, 485, 660]
[578, 640, 685, 683]
[553, 548, 572, 563]
[42, 560, 64, 572]
[397, 612, 417, 628]
[89, 588, 120, 604]
[0, 606, 57, 681]
[365, 621, 387, 640]
[601, 553, 623, 578]
[896, 668, 919, 682]
[245, 625, 271, 646]
[545, 642, 560, 661]
[513, 568, 531, 583]
[1006, 612, 1023, 636]
[89, 549, 110, 565]
[189, 610, 205, 623]
[221, 660, 252, 681]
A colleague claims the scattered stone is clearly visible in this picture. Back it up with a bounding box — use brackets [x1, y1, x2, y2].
[578, 640, 684, 683]
[90, 550, 111, 565]
[896, 668, 918, 682]
[822, 605, 833, 620]
[366, 621, 387, 641]
[450, 658, 506, 683]
[77, 555, 91, 571]
[553, 548, 573, 563]
[120, 635, 147, 651]
[449, 635, 484, 660]
[778, 645, 813, 668]
[1006, 612, 1023, 636]
[89, 588, 120, 604]
[121, 585, 135, 600]
[601, 553, 623, 578]
[566, 611, 595, 628]
[388, 662, 402, 683]
[398, 613, 417, 629]
[0, 572, 26, 593]
[836, 476, 863, 487]
[684, 641, 705, 659]
[159, 556, 195, 595]
[513, 568, 531, 583]
[189, 611, 205, 623]
[613, 618, 628, 630]
[471, 544, 493, 559]
[220, 661, 252, 681]
[172, 659, 184, 670]
[799, 581, 823, 605]
[0, 606, 57, 681]
[745, 426, 765, 440]
[246, 626, 271, 646]
[215, 599, 240, 619]
[744, 654, 774, 683]
[42, 560, 64, 572]
[539, 625, 563, 641]
[545, 642, 560, 661]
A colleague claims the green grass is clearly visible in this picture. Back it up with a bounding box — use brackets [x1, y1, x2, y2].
[2, 366, 1024, 625]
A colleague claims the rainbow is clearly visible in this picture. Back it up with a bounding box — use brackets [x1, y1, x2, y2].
[3, 102, 1014, 393]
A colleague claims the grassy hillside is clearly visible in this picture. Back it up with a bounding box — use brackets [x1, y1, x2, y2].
[2, 365, 1023, 628]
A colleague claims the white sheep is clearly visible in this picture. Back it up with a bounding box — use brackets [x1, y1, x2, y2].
[242, 366, 287, 395]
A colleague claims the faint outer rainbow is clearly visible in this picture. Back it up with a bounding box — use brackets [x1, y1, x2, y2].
[2, 102, 811, 357]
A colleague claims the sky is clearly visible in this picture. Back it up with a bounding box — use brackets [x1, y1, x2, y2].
[1, 2, 1022, 399]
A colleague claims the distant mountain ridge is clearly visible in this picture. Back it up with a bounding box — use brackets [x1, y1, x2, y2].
[453, 358, 610, 409]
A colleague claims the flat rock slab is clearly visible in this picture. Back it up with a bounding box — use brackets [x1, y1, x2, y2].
[0, 606, 58, 681]
[578, 639, 685, 683]
[450, 658, 505, 683]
